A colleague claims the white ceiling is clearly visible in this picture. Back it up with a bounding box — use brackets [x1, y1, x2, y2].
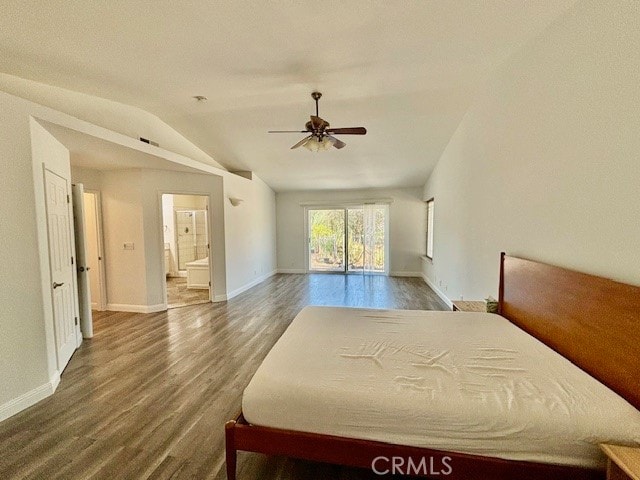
[0, 1, 576, 191]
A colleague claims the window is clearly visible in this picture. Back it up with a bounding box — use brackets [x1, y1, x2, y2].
[426, 198, 434, 259]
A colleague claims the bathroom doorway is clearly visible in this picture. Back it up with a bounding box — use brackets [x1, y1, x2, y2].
[161, 194, 211, 308]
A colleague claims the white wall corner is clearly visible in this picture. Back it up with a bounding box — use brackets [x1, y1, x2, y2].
[422, 273, 453, 310]
[50, 370, 61, 391]
[213, 294, 228, 302]
[0, 371, 60, 423]
[226, 269, 277, 300]
[389, 271, 423, 278]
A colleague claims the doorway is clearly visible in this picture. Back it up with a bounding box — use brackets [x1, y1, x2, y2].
[162, 194, 211, 308]
[307, 204, 388, 274]
[82, 190, 106, 311]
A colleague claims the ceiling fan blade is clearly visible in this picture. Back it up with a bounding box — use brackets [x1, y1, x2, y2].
[310, 115, 329, 130]
[325, 127, 367, 135]
[268, 130, 308, 133]
[326, 135, 346, 149]
[290, 135, 312, 149]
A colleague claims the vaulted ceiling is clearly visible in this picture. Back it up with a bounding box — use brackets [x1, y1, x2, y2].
[0, 1, 576, 191]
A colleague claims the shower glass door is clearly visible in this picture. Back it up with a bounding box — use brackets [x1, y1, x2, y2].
[175, 209, 208, 271]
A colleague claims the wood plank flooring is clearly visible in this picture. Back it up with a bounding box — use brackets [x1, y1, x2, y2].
[0, 274, 447, 480]
[166, 277, 210, 309]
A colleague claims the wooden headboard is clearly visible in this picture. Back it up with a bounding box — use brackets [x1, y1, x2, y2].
[498, 253, 640, 411]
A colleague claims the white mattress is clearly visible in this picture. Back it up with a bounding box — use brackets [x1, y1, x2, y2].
[243, 306, 640, 468]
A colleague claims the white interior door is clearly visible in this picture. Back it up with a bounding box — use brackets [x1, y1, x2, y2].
[72, 184, 93, 338]
[83, 191, 105, 311]
[44, 169, 78, 371]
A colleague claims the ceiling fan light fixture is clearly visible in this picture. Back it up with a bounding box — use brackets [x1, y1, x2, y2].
[302, 136, 333, 152]
[302, 137, 318, 152]
[321, 137, 334, 150]
[302, 135, 333, 152]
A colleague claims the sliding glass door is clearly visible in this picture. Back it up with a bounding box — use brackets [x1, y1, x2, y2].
[308, 209, 345, 272]
[347, 205, 386, 273]
[307, 205, 387, 274]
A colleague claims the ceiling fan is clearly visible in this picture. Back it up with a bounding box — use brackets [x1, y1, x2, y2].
[268, 92, 367, 151]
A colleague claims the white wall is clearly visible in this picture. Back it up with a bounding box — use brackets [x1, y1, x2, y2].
[173, 194, 208, 210]
[100, 170, 149, 308]
[0, 98, 49, 413]
[422, 1, 640, 303]
[72, 167, 228, 308]
[72, 165, 279, 308]
[224, 174, 278, 298]
[71, 165, 102, 190]
[276, 188, 425, 276]
[0, 92, 79, 419]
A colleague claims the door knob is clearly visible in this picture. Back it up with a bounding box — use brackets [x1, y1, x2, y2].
[52, 282, 64, 289]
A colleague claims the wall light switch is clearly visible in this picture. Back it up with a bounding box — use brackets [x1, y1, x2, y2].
[123, 242, 135, 250]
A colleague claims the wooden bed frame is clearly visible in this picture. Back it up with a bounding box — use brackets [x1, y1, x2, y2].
[225, 253, 640, 479]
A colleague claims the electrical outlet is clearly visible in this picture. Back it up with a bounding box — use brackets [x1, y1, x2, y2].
[123, 242, 135, 250]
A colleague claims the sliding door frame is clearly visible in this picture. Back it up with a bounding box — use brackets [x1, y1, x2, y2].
[303, 203, 390, 275]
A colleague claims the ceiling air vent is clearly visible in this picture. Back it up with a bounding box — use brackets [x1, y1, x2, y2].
[139, 137, 159, 147]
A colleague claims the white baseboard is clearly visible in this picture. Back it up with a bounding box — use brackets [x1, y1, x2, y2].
[422, 273, 453, 309]
[276, 268, 306, 274]
[278, 269, 423, 277]
[390, 271, 423, 277]
[0, 371, 60, 422]
[107, 303, 166, 313]
[50, 370, 61, 391]
[226, 270, 277, 300]
[213, 294, 227, 302]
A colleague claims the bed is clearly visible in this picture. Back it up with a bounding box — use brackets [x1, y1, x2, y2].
[225, 254, 640, 479]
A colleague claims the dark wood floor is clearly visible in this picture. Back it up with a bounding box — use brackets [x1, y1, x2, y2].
[0, 274, 447, 480]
